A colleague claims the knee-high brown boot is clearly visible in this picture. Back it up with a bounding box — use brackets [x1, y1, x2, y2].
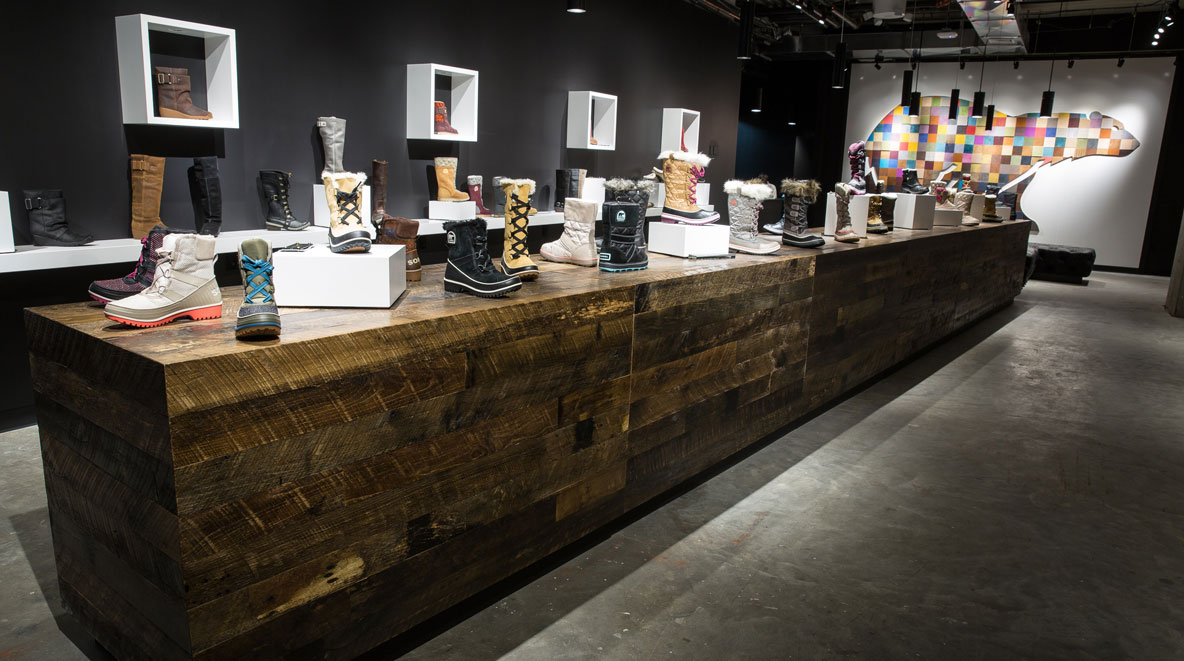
[130, 154, 165, 239]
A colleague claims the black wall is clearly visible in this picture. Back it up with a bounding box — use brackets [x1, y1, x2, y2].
[0, 0, 742, 424]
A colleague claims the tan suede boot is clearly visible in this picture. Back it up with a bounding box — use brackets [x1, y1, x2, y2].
[153, 66, 212, 120]
[130, 154, 166, 239]
[500, 178, 540, 280]
[434, 157, 470, 201]
[658, 151, 720, 224]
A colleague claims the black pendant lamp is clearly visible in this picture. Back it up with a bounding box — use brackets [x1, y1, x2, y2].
[738, 0, 755, 60]
[1040, 61, 1056, 116]
[901, 70, 914, 109]
[831, 42, 849, 89]
[909, 91, 921, 116]
[985, 104, 996, 130]
[566, 0, 586, 13]
[948, 88, 960, 120]
[970, 56, 986, 118]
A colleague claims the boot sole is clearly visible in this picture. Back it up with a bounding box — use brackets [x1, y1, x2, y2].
[729, 242, 781, 255]
[660, 211, 721, 225]
[502, 263, 540, 280]
[599, 262, 648, 272]
[235, 322, 282, 339]
[444, 278, 522, 298]
[835, 236, 861, 243]
[159, 107, 212, 120]
[106, 304, 222, 328]
[406, 269, 423, 282]
[266, 220, 311, 231]
[783, 237, 825, 248]
[329, 239, 372, 253]
[540, 250, 597, 267]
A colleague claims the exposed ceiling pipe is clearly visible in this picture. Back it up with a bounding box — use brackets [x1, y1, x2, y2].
[956, 0, 1028, 54]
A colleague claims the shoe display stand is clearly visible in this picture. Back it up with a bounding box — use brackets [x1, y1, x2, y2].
[997, 205, 1013, 221]
[661, 108, 701, 153]
[406, 63, 478, 142]
[273, 245, 405, 308]
[969, 194, 986, 222]
[933, 208, 964, 227]
[582, 177, 606, 219]
[648, 222, 730, 258]
[824, 192, 870, 237]
[427, 200, 477, 221]
[0, 192, 13, 253]
[893, 193, 935, 230]
[417, 210, 566, 236]
[114, 14, 239, 129]
[566, 91, 617, 150]
[311, 184, 372, 228]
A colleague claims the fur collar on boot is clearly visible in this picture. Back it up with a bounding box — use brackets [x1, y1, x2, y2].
[604, 177, 656, 194]
[499, 178, 536, 195]
[657, 150, 712, 167]
[779, 179, 821, 203]
[724, 179, 776, 201]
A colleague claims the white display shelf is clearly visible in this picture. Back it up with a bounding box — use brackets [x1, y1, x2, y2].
[0, 227, 328, 274]
[661, 108, 701, 153]
[567, 91, 617, 150]
[414, 211, 565, 236]
[648, 222, 729, 258]
[115, 14, 239, 128]
[0, 192, 13, 254]
[274, 245, 405, 309]
[406, 63, 478, 142]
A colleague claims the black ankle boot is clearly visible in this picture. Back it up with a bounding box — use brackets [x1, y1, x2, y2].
[599, 201, 648, 272]
[23, 190, 93, 246]
[188, 157, 222, 236]
[901, 169, 929, 194]
[259, 170, 309, 230]
[443, 218, 522, 298]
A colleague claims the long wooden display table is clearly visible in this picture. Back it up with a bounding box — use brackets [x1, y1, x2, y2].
[26, 221, 1028, 659]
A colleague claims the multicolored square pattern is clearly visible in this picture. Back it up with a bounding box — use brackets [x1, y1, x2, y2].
[866, 97, 1139, 206]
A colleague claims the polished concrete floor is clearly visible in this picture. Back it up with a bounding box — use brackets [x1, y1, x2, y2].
[3, 272, 1183, 660]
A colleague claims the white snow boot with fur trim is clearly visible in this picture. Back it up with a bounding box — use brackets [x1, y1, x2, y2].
[725, 179, 780, 255]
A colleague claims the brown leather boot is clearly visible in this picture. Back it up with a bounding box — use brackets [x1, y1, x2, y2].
[371, 159, 392, 226]
[153, 66, 212, 120]
[130, 154, 166, 239]
[376, 217, 423, 281]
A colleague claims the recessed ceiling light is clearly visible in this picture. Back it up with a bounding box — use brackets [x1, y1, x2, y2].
[937, 30, 958, 39]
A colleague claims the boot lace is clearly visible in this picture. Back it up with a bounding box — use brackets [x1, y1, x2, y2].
[507, 193, 531, 259]
[336, 183, 363, 227]
[241, 255, 274, 303]
[688, 166, 705, 206]
[472, 232, 497, 273]
[126, 236, 150, 279]
[147, 249, 175, 296]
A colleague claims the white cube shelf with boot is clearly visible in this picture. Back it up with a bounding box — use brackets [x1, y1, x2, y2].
[567, 91, 617, 150]
[406, 63, 478, 142]
[661, 108, 700, 153]
[115, 14, 238, 128]
[311, 185, 371, 228]
[427, 201, 477, 221]
[893, 193, 935, 230]
[933, 208, 963, 226]
[825, 192, 869, 237]
[273, 244, 405, 309]
[648, 222, 729, 258]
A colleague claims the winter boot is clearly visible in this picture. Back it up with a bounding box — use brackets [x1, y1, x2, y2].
[934, 184, 955, 209]
[833, 183, 861, 243]
[500, 178, 540, 280]
[324, 171, 371, 253]
[954, 189, 979, 226]
[130, 154, 166, 239]
[491, 176, 507, 215]
[371, 159, 392, 226]
[658, 151, 719, 224]
[374, 216, 422, 281]
[235, 238, 280, 339]
[23, 190, 93, 247]
[260, 170, 309, 231]
[541, 197, 597, 266]
[317, 116, 346, 173]
[982, 185, 1002, 222]
[187, 157, 222, 236]
[599, 202, 648, 272]
[553, 169, 585, 211]
[88, 226, 174, 304]
[847, 141, 867, 194]
[467, 175, 492, 215]
[153, 66, 212, 120]
[104, 233, 222, 328]
[866, 195, 888, 233]
[604, 177, 654, 210]
[434, 101, 460, 135]
[780, 179, 825, 248]
[724, 179, 780, 255]
[443, 218, 522, 297]
[901, 169, 929, 194]
[434, 157, 470, 201]
[881, 194, 897, 231]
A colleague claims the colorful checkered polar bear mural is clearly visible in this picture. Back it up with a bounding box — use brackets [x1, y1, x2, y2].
[865, 96, 1139, 216]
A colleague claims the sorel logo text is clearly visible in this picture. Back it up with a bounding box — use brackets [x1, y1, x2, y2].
[446, 231, 456, 244]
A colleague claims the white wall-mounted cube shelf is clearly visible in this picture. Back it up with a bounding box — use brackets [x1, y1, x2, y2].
[406, 63, 478, 142]
[115, 14, 239, 129]
[661, 108, 701, 153]
[567, 91, 617, 150]
[0, 192, 13, 254]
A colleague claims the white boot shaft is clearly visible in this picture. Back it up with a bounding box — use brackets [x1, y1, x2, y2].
[541, 198, 597, 265]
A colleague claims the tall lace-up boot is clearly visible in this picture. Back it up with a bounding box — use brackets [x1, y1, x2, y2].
[435, 101, 460, 135]
[780, 179, 824, 248]
[317, 116, 346, 173]
[866, 195, 888, 233]
[901, 169, 929, 194]
[467, 175, 492, 215]
[724, 179, 780, 255]
[658, 151, 719, 224]
[187, 157, 222, 236]
[130, 154, 166, 239]
[443, 218, 522, 297]
[88, 226, 174, 303]
[599, 202, 648, 272]
[500, 178, 540, 280]
[103, 233, 221, 327]
[434, 157, 470, 201]
[541, 198, 597, 266]
[324, 171, 371, 253]
[153, 66, 212, 120]
[260, 170, 309, 230]
[847, 141, 868, 194]
[833, 183, 861, 243]
[881, 194, 897, 231]
[24, 190, 93, 246]
[235, 238, 280, 339]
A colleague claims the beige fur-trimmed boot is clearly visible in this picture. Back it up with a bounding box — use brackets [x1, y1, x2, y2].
[658, 150, 720, 224]
[434, 157, 470, 201]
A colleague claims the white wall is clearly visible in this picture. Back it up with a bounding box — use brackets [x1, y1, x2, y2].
[845, 58, 1175, 268]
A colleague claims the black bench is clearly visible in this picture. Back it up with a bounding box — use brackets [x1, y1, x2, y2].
[1028, 242, 1097, 284]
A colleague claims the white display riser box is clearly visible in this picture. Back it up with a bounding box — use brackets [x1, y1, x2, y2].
[416, 211, 565, 236]
[0, 192, 13, 254]
[933, 208, 963, 227]
[661, 108, 701, 153]
[115, 14, 239, 128]
[428, 200, 477, 221]
[892, 193, 935, 230]
[567, 91, 617, 150]
[311, 185, 372, 228]
[579, 178, 606, 219]
[406, 63, 478, 141]
[997, 205, 1013, 221]
[655, 183, 711, 209]
[647, 222, 729, 258]
[273, 244, 405, 309]
[969, 194, 986, 222]
[824, 192, 869, 237]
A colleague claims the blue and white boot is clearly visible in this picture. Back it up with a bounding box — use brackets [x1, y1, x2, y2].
[235, 238, 280, 339]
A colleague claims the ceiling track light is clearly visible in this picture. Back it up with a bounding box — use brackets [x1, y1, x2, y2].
[874, 52, 883, 70]
[1013, 60, 1020, 70]
[1068, 59, 1075, 68]
[1118, 57, 1126, 67]
[832, 42, 849, 89]
[751, 87, 763, 113]
[566, 0, 586, 13]
[737, 0, 755, 60]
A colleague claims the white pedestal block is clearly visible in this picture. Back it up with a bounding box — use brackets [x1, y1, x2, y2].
[582, 177, 606, 219]
[968, 194, 986, 222]
[933, 208, 963, 227]
[273, 244, 405, 309]
[824, 193, 869, 237]
[0, 192, 13, 254]
[997, 205, 1013, 221]
[427, 200, 477, 220]
[647, 222, 729, 258]
[893, 194, 935, 230]
[312, 184, 371, 228]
